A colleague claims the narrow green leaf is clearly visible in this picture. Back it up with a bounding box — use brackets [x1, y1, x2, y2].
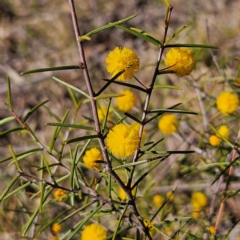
[0, 116, 15, 125]
[39, 183, 46, 213]
[0, 127, 24, 137]
[42, 154, 53, 176]
[142, 150, 194, 154]
[165, 43, 218, 49]
[79, 14, 137, 40]
[146, 103, 182, 124]
[163, 0, 171, 7]
[124, 113, 141, 123]
[115, 25, 162, 47]
[102, 79, 147, 93]
[0, 148, 42, 164]
[59, 201, 96, 224]
[21, 65, 82, 75]
[22, 189, 52, 236]
[0, 175, 20, 202]
[66, 204, 104, 240]
[23, 100, 49, 122]
[65, 135, 98, 144]
[164, 25, 188, 45]
[49, 109, 70, 152]
[52, 76, 90, 98]
[1, 181, 32, 201]
[46, 122, 95, 131]
[95, 93, 125, 100]
[147, 109, 198, 115]
[97, 71, 125, 96]
[7, 76, 13, 111]
[8, 145, 23, 172]
[153, 84, 181, 90]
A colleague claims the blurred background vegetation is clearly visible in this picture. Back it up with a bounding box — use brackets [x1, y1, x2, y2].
[0, 0, 240, 239]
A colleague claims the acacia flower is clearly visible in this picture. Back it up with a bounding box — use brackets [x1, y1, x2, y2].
[52, 223, 62, 234]
[209, 226, 216, 235]
[116, 89, 137, 112]
[217, 125, 230, 139]
[106, 123, 140, 158]
[191, 192, 208, 210]
[81, 223, 107, 240]
[165, 48, 195, 77]
[216, 91, 239, 115]
[153, 195, 164, 208]
[106, 47, 139, 81]
[158, 114, 179, 135]
[209, 125, 230, 147]
[97, 106, 112, 121]
[209, 135, 221, 147]
[54, 189, 67, 202]
[83, 148, 103, 169]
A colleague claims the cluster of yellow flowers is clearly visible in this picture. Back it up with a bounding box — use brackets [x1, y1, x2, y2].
[158, 114, 179, 135]
[83, 148, 103, 169]
[191, 192, 208, 218]
[209, 125, 230, 147]
[81, 223, 107, 240]
[54, 189, 67, 202]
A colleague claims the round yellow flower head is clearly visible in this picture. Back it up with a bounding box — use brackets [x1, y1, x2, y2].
[52, 223, 62, 234]
[158, 114, 179, 135]
[191, 210, 200, 219]
[81, 223, 107, 240]
[217, 125, 230, 139]
[165, 48, 195, 77]
[116, 89, 137, 112]
[209, 226, 216, 235]
[106, 47, 140, 81]
[97, 106, 112, 121]
[216, 92, 239, 115]
[106, 123, 140, 159]
[50, 237, 59, 240]
[83, 148, 103, 169]
[209, 135, 221, 147]
[54, 189, 67, 202]
[191, 192, 208, 210]
[153, 195, 164, 208]
[166, 191, 174, 202]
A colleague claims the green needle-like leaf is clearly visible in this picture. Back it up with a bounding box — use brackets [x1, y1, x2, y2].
[165, 43, 218, 49]
[115, 25, 162, 47]
[0, 116, 15, 125]
[79, 14, 137, 40]
[153, 84, 182, 90]
[46, 122, 95, 131]
[52, 76, 90, 98]
[65, 135, 98, 144]
[7, 76, 13, 111]
[21, 65, 82, 75]
[147, 109, 198, 115]
[23, 100, 49, 122]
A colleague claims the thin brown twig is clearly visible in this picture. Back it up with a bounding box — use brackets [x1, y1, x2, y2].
[67, 1, 152, 238]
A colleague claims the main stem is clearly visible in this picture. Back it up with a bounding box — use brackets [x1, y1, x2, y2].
[68, 0, 152, 239]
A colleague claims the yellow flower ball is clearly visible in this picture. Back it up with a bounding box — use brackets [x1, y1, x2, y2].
[209, 226, 216, 235]
[81, 223, 107, 240]
[106, 123, 140, 159]
[50, 237, 59, 240]
[54, 189, 67, 202]
[164, 48, 195, 77]
[153, 195, 164, 208]
[191, 192, 208, 210]
[191, 210, 200, 219]
[83, 148, 103, 169]
[118, 185, 135, 201]
[216, 92, 239, 115]
[209, 135, 221, 147]
[166, 191, 174, 202]
[97, 106, 112, 121]
[217, 125, 230, 139]
[52, 223, 62, 234]
[116, 89, 137, 112]
[106, 47, 140, 81]
[158, 114, 179, 135]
